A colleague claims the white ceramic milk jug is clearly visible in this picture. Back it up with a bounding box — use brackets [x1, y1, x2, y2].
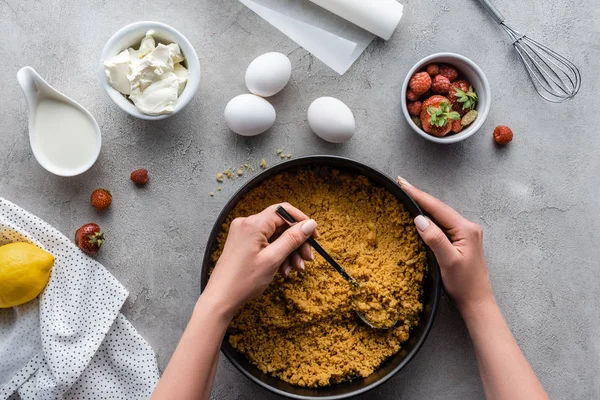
[17, 66, 102, 177]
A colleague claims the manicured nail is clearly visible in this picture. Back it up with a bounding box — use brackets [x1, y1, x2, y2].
[302, 219, 318, 235]
[397, 176, 413, 188]
[284, 264, 291, 277]
[414, 215, 430, 231]
[300, 260, 305, 271]
[309, 247, 314, 261]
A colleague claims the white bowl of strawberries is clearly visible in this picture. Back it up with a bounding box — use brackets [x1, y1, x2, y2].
[401, 53, 491, 144]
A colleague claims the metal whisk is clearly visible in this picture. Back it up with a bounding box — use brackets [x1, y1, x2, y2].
[477, 0, 581, 103]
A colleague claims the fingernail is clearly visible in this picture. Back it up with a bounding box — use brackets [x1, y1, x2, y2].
[302, 219, 318, 235]
[284, 264, 291, 277]
[309, 247, 314, 261]
[397, 176, 413, 189]
[300, 260, 305, 271]
[414, 215, 430, 231]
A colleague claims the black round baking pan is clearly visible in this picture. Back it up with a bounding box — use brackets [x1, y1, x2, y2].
[200, 155, 441, 400]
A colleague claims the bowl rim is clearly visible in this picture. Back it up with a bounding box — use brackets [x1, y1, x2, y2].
[99, 20, 201, 121]
[401, 52, 491, 144]
[200, 155, 442, 399]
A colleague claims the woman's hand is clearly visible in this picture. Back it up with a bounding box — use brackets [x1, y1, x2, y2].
[397, 177, 494, 314]
[203, 203, 318, 319]
[397, 177, 548, 400]
[153, 203, 317, 400]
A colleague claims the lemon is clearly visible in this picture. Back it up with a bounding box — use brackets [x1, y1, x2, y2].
[0, 242, 54, 308]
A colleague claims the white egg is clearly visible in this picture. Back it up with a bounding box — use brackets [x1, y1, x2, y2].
[224, 94, 276, 136]
[307, 97, 355, 143]
[245, 52, 292, 97]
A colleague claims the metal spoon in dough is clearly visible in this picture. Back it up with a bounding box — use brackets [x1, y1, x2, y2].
[275, 206, 399, 329]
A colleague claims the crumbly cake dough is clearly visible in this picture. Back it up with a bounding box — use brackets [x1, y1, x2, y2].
[210, 167, 427, 387]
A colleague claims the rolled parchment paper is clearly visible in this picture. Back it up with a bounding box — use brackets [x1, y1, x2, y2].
[308, 0, 403, 40]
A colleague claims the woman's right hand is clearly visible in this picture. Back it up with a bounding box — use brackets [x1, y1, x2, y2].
[398, 177, 549, 400]
[397, 177, 495, 314]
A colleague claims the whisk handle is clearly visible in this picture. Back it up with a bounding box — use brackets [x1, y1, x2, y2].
[477, 0, 505, 24]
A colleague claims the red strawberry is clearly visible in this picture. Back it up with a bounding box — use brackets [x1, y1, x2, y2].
[420, 95, 460, 137]
[130, 168, 149, 185]
[431, 75, 451, 94]
[407, 101, 422, 117]
[493, 126, 513, 144]
[90, 189, 112, 210]
[448, 80, 470, 103]
[439, 64, 459, 82]
[425, 64, 439, 76]
[408, 72, 432, 95]
[75, 223, 104, 255]
[451, 119, 463, 134]
[421, 110, 452, 137]
[422, 95, 449, 109]
[448, 80, 471, 116]
[406, 90, 420, 101]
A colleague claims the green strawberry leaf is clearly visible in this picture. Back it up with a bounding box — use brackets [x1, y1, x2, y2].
[427, 105, 439, 116]
[428, 102, 459, 127]
[448, 111, 461, 120]
[454, 86, 478, 110]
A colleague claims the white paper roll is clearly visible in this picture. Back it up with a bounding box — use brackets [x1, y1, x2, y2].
[308, 0, 403, 40]
[239, 0, 375, 74]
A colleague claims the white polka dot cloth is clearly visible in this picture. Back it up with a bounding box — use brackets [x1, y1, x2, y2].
[0, 198, 159, 399]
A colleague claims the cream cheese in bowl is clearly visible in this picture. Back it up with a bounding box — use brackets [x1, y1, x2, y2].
[100, 21, 200, 120]
[103, 30, 190, 116]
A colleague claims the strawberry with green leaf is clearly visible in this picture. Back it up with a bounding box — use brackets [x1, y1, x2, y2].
[448, 80, 470, 115]
[448, 80, 477, 114]
[427, 102, 461, 127]
[420, 95, 461, 137]
[455, 86, 478, 110]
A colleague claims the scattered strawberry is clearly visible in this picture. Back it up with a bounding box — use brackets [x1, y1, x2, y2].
[406, 90, 420, 101]
[425, 64, 440, 76]
[75, 223, 104, 255]
[130, 168, 149, 185]
[420, 96, 460, 137]
[431, 75, 451, 94]
[90, 189, 112, 210]
[451, 119, 463, 133]
[408, 72, 432, 96]
[439, 64, 459, 82]
[493, 125, 513, 144]
[407, 101, 422, 116]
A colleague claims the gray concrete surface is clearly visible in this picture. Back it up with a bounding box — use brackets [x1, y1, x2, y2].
[1, 0, 599, 398]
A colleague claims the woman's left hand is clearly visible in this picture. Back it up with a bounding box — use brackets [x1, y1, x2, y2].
[203, 203, 318, 318]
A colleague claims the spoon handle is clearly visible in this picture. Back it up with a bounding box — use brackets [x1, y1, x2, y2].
[275, 206, 357, 286]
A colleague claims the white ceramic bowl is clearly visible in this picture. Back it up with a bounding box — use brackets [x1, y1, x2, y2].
[100, 21, 200, 120]
[401, 53, 490, 144]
